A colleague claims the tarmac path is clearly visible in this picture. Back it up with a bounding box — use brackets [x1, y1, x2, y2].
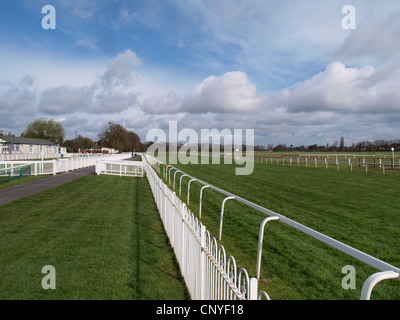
[0, 166, 95, 206]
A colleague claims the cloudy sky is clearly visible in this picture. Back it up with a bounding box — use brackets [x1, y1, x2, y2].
[1, 0, 400, 147]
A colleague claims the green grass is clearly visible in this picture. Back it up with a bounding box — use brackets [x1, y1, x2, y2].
[161, 156, 400, 300]
[0, 175, 50, 189]
[0, 174, 189, 300]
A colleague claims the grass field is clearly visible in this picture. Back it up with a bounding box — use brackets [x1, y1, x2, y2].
[162, 155, 400, 300]
[0, 174, 189, 300]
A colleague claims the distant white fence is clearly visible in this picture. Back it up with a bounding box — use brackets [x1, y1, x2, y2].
[0, 154, 130, 177]
[0, 153, 98, 161]
[143, 154, 400, 300]
[95, 160, 144, 177]
[249, 156, 400, 174]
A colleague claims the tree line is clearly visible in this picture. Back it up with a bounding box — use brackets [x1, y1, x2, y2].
[64, 121, 144, 153]
[1, 118, 145, 153]
[263, 137, 400, 153]
[2, 119, 400, 153]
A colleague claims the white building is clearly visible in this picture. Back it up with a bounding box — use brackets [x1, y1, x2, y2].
[0, 136, 66, 155]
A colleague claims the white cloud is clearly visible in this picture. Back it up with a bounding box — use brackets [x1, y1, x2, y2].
[142, 71, 262, 114]
[0, 76, 38, 129]
[101, 49, 141, 89]
[37, 49, 142, 115]
[90, 91, 139, 114]
[142, 92, 182, 114]
[39, 85, 94, 115]
[334, 7, 400, 65]
[278, 61, 400, 114]
[182, 71, 261, 113]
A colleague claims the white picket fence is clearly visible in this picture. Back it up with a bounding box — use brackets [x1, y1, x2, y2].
[0, 154, 130, 177]
[145, 155, 260, 300]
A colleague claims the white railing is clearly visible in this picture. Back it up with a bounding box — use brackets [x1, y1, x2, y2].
[95, 160, 144, 177]
[249, 156, 400, 174]
[145, 154, 259, 300]
[143, 154, 400, 300]
[0, 154, 130, 177]
[0, 152, 124, 161]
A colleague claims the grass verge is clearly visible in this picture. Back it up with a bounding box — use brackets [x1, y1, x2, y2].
[0, 174, 189, 300]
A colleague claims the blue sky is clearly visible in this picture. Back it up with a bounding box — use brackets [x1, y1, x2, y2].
[1, 0, 400, 147]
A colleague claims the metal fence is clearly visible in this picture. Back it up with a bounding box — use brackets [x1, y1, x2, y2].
[145, 154, 263, 300]
[143, 154, 400, 300]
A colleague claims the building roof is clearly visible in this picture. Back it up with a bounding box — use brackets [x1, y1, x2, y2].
[0, 136, 58, 146]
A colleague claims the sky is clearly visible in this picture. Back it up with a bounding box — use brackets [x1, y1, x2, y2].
[1, 0, 400, 147]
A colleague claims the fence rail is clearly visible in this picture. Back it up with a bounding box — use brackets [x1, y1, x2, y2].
[0, 153, 107, 161]
[0, 154, 130, 177]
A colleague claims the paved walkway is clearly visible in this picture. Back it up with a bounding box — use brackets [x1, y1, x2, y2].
[0, 166, 95, 206]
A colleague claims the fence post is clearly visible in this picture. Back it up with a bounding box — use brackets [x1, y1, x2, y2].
[168, 166, 175, 185]
[219, 197, 236, 241]
[53, 159, 56, 175]
[199, 185, 210, 219]
[187, 179, 197, 205]
[200, 225, 206, 300]
[179, 174, 188, 197]
[181, 204, 187, 278]
[256, 216, 280, 280]
[249, 278, 259, 300]
[173, 170, 180, 190]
